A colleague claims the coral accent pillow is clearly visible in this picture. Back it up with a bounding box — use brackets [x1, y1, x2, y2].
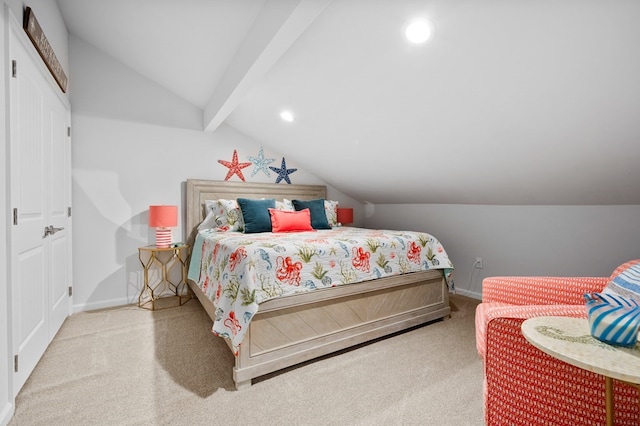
[268, 208, 314, 233]
[602, 259, 640, 304]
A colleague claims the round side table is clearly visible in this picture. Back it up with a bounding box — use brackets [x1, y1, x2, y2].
[522, 316, 640, 426]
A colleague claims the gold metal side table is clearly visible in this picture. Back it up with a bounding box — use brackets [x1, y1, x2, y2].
[138, 244, 191, 310]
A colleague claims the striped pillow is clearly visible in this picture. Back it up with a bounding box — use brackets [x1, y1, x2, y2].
[602, 260, 640, 304]
[585, 292, 640, 347]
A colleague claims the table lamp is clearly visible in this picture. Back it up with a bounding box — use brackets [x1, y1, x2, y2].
[149, 205, 178, 248]
[337, 207, 353, 226]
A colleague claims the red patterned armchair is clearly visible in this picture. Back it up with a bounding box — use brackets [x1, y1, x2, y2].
[475, 260, 640, 425]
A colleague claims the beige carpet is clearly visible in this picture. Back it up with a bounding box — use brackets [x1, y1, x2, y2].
[9, 295, 483, 426]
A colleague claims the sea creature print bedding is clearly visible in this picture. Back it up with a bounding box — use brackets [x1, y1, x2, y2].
[188, 226, 454, 354]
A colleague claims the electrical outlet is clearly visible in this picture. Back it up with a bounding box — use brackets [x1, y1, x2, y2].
[475, 257, 483, 269]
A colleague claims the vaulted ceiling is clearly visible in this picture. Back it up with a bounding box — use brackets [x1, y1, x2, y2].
[56, 0, 640, 205]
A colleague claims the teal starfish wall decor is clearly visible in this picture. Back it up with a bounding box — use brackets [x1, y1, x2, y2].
[248, 148, 275, 177]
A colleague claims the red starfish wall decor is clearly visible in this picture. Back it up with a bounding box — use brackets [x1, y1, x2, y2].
[218, 149, 252, 182]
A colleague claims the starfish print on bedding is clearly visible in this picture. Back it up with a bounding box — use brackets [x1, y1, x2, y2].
[218, 150, 252, 182]
[248, 148, 275, 177]
[269, 157, 298, 184]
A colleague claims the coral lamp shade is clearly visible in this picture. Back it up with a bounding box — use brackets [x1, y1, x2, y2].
[149, 205, 177, 248]
[337, 207, 354, 225]
[149, 205, 178, 228]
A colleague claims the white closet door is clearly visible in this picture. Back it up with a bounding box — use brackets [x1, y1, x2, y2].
[46, 91, 71, 340]
[9, 27, 71, 394]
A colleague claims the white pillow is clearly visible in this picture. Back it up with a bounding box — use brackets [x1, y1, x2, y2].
[325, 200, 339, 227]
[197, 199, 244, 231]
[276, 200, 295, 211]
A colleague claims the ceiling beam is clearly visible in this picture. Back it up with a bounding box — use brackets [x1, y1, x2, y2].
[203, 0, 331, 132]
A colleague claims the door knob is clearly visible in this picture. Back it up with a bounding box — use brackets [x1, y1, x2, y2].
[44, 225, 64, 237]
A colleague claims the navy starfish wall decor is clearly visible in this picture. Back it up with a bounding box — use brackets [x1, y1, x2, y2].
[270, 157, 298, 184]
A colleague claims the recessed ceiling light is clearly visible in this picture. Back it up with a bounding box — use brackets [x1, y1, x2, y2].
[280, 110, 295, 122]
[405, 19, 433, 44]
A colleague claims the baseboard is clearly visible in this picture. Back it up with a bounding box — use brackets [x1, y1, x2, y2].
[454, 288, 482, 300]
[0, 401, 14, 426]
[73, 297, 132, 313]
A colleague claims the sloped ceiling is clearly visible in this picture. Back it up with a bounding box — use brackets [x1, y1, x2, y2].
[56, 0, 640, 205]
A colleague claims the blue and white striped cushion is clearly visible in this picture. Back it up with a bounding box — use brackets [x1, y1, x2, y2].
[602, 262, 640, 305]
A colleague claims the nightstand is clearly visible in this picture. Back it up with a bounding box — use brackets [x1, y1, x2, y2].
[138, 244, 191, 310]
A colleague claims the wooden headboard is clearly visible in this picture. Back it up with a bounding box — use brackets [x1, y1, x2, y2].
[185, 179, 327, 245]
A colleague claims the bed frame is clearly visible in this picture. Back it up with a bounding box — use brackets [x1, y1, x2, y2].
[185, 179, 451, 389]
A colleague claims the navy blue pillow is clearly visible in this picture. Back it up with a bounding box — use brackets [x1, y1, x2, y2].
[292, 199, 331, 230]
[237, 198, 275, 233]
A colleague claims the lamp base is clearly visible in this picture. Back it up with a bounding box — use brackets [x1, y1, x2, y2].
[155, 228, 172, 248]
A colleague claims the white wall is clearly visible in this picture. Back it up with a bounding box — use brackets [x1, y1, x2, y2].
[68, 36, 202, 131]
[69, 35, 361, 311]
[365, 204, 640, 299]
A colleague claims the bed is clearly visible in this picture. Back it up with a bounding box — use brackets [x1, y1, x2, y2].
[185, 179, 453, 389]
